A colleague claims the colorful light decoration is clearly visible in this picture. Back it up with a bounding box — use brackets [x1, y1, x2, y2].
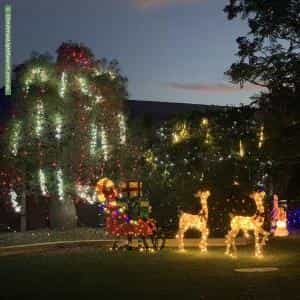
[177, 190, 211, 252]
[225, 191, 269, 258]
[39, 169, 48, 196]
[9, 121, 22, 156]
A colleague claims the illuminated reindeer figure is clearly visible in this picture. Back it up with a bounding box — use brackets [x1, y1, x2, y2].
[177, 190, 210, 252]
[225, 191, 269, 258]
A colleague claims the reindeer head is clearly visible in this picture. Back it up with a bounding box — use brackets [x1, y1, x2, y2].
[250, 191, 266, 213]
[194, 190, 211, 203]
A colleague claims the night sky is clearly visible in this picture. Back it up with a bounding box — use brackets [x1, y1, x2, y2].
[0, 0, 262, 105]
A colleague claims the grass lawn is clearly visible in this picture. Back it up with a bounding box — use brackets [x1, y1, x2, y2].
[0, 236, 299, 300]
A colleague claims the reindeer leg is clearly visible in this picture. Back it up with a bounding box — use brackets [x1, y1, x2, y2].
[254, 230, 263, 258]
[200, 228, 209, 252]
[178, 228, 186, 251]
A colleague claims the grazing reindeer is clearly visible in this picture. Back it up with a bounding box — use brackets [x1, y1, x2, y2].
[177, 190, 211, 252]
[225, 191, 270, 258]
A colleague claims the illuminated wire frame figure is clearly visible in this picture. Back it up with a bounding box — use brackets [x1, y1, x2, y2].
[225, 191, 270, 258]
[177, 190, 211, 252]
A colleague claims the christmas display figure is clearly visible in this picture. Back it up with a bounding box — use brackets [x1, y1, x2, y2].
[176, 190, 211, 252]
[271, 194, 289, 237]
[95, 177, 165, 251]
[225, 190, 270, 258]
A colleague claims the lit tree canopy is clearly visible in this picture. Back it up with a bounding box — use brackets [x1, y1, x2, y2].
[1, 42, 128, 229]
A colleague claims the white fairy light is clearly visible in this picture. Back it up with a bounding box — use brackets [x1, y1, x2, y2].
[59, 72, 67, 98]
[100, 126, 109, 161]
[54, 114, 63, 140]
[9, 189, 21, 213]
[39, 169, 48, 196]
[95, 95, 104, 104]
[35, 99, 44, 137]
[56, 168, 64, 201]
[76, 183, 97, 204]
[118, 113, 126, 144]
[10, 121, 21, 156]
[24, 67, 49, 93]
[90, 123, 98, 156]
[78, 77, 92, 96]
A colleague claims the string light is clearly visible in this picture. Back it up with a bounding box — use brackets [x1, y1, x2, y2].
[54, 114, 63, 140]
[35, 99, 45, 137]
[239, 139, 245, 158]
[118, 113, 126, 144]
[76, 183, 97, 204]
[100, 126, 109, 160]
[172, 122, 189, 144]
[177, 190, 210, 252]
[90, 123, 98, 156]
[9, 189, 21, 213]
[225, 191, 269, 258]
[24, 67, 49, 93]
[9, 121, 21, 156]
[56, 168, 64, 201]
[77, 76, 92, 96]
[39, 169, 48, 196]
[258, 125, 264, 148]
[59, 72, 67, 98]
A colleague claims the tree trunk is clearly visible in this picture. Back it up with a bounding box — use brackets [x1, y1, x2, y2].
[49, 196, 77, 230]
[20, 191, 27, 232]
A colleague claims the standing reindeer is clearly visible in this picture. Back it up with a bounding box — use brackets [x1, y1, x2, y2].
[177, 190, 210, 252]
[225, 190, 269, 258]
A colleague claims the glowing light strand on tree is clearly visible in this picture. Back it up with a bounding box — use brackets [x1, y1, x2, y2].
[9, 121, 21, 156]
[239, 140, 245, 158]
[54, 114, 63, 140]
[258, 125, 264, 149]
[59, 72, 67, 98]
[56, 168, 64, 201]
[90, 123, 98, 156]
[78, 76, 92, 96]
[9, 189, 21, 213]
[25, 67, 49, 93]
[118, 113, 126, 144]
[35, 99, 45, 137]
[100, 126, 109, 160]
[39, 169, 48, 196]
[76, 183, 97, 204]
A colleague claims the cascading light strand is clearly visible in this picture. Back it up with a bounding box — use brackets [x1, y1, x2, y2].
[35, 99, 45, 137]
[59, 72, 67, 98]
[39, 169, 48, 196]
[100, 126, 109, 161]
[90, 123, 98, 156]
[10, 121, 22, 156]
[56, 168, 64, 201]
[54, 114, 63, 140]
[118, 113, 126, 144]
